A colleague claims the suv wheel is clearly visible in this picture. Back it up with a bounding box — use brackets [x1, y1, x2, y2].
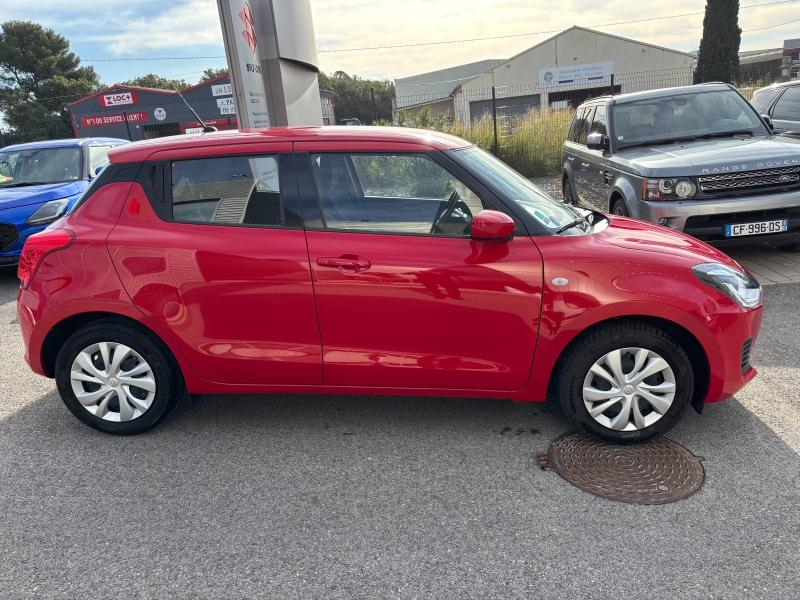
[611, 198, 630, 216]
[562, 177, 577, 205]
[556, 322, 693, 443]
[55, 322, 179, 434]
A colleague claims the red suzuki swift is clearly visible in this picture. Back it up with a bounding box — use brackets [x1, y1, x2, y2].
[16, 127, 762, 442]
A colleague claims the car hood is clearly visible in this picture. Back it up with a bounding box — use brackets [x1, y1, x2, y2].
[0, 181, 85, 211]
[615, 136, 800, 177]
[595, 215, 741, 268]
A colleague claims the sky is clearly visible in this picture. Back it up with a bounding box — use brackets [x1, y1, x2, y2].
[2, 0, 799, 85]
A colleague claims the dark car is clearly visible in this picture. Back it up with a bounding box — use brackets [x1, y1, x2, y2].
[561, 83, 800, 249]
[751, 80, 800, 136]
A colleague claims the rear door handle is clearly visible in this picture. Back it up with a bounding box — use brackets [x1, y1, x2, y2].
[317, 256, 371, 272]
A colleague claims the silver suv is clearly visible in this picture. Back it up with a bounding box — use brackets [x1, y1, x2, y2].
[561, 83, 800, 248]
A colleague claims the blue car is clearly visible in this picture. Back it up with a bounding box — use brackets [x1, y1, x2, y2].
[0, 137, 129, 266]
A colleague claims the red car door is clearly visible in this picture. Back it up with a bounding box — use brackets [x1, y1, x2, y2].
[108, 143, 322, 386]
[296, 144, 543, 392]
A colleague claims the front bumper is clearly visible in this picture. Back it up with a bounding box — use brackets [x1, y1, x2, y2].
[640, 188, 800, 244]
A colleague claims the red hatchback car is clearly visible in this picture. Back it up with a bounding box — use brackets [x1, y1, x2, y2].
[17, 127, 763, 442]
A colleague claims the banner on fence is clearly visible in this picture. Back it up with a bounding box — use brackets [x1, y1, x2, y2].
[538, 61, 614, 88]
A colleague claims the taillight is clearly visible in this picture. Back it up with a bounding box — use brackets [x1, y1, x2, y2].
[17, 228, 75, 288]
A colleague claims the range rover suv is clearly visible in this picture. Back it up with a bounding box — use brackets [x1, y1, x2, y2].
[561, 83, 800, 248]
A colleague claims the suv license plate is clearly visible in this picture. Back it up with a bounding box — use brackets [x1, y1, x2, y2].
[725, 219, 788, 238]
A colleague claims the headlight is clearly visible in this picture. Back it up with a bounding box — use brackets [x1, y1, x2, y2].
[26, 198, 70, 225]
[692, 262, 762, 309]
[643, 178, 697, 201]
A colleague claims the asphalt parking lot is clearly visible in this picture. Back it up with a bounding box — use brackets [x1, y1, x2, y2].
[1, 265, 798, 599]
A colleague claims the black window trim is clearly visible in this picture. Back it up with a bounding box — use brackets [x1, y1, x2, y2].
[297, 149, 528, 239]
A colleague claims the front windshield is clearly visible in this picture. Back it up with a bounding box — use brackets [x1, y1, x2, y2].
[453, 146, 578, 232]
[612, 90, 766, 149]
[0, 147, 82, 187]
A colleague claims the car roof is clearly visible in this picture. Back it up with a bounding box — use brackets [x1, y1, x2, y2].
[579, 83, 734, 108]
[108, 126, 472, 164]
[1, 137, 129, 152]
[754, 79, 800, 92]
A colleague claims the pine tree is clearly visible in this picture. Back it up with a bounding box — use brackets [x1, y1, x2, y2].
[697, 0, 742, 83]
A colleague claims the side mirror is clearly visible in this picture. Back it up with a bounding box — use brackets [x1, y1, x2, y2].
[471, 210, 515, 241]
[587, 132, 610, 151]
[761, 114, 774, 131]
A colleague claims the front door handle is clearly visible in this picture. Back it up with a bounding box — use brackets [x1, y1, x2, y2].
[317, 255, 371, 272]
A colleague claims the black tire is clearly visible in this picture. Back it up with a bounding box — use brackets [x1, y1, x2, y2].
[55, 321, 179, 434]
[562, 177, 577, 205]
[556, 321, 693, 443]
[611, 198, 630, 216]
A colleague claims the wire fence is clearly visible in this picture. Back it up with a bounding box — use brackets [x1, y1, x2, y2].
[393, 62, 790, 177]
[1, 61, 794, 177]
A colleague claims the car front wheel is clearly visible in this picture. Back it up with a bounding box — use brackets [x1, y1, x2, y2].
[556, 322, 693, 443]
[55, 321, 178, 434]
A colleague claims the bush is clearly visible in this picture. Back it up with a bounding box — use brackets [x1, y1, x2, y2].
[391, 107, 573, 178]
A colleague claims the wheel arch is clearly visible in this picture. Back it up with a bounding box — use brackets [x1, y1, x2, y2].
[545, 315, 710, 414]
[41, 311, 185, 392]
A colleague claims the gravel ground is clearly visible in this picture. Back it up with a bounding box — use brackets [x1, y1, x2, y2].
[531, 176, 563, 199]
[0, 269, 798, 599]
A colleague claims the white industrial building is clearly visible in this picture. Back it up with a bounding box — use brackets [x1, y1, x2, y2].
[396, 26, 695, 125]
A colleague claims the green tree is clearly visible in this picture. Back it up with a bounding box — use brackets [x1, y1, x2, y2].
[696, 0, 741, 83]
[200, 67, 228, 82]
[318, 71, 394, 124]
[120, 73, 189, 90]
[0, 20, 99, 137]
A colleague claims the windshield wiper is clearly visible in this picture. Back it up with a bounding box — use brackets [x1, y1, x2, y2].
[0, 181, 51, 188]
[694, 130, 754, 140]
[619, 138, 688, 150]
[555, 211, 593, 234]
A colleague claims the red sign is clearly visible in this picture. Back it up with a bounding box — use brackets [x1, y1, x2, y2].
[82, 112, 148, 127]
[99, 91, 139, 108]
[182, 117, 238, 132]
[239, 1, 257, 54]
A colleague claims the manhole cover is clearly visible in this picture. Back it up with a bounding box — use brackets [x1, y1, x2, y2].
[539, 431, 705, 504]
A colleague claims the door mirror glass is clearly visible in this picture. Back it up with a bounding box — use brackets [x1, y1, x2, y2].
[587, 132, 609, 151]
[471, 209, 515, 241]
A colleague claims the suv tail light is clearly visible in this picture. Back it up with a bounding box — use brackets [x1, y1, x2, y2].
[17, 228, 75, 288]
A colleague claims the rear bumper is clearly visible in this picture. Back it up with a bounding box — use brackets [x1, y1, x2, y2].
[640, 189, 800, 244]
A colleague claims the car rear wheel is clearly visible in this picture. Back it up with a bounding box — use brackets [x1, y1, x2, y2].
[611, 198, 630, 216]
[55, 322, 178, 434]
[556, 322, 693, 443]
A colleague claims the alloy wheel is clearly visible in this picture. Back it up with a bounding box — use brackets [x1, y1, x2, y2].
[582, 347, 676, 432]
[69, 342, 156, 422]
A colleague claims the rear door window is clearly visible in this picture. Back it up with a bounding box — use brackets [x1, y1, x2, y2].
[772, 87, 800, 121]
[170, 155, 283, 226]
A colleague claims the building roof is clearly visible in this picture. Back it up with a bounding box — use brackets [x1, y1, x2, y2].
[2, 137, 129, 151]
[395, 59, 504, 107]
[108, 126, 471, 163]
[490, 26, 693, 73]
[739, 48, 783, 65]
[67, 75, 234, 108]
